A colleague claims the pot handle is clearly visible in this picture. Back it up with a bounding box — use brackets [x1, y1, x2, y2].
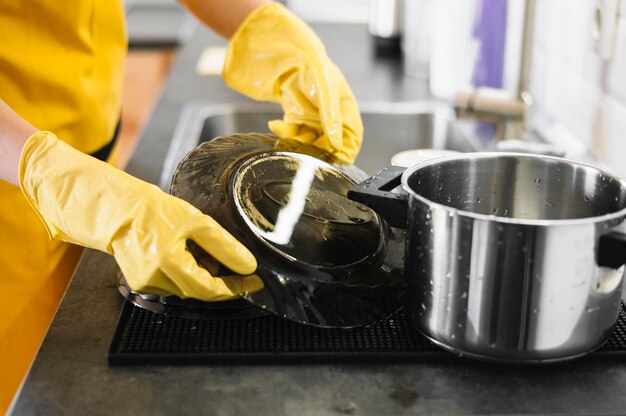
[347, 166, 408, 228]
[597, 231, 626, 268]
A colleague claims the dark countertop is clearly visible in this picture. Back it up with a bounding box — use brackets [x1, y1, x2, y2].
[11, 23, 626, 416]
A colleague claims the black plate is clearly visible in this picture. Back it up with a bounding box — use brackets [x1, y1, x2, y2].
[116, 270, 271, 320]
[169, 133, 405, 328]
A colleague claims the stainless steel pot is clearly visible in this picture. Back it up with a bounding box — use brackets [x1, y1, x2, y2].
[349, 152, 626, 363]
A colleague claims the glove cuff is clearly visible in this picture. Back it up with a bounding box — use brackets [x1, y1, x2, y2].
[19, 131, 64, 239]
[229, 2, 325, 52]
[19, 130, 120, 253]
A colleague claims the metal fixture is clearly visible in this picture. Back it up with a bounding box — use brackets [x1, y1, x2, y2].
[453, 0, 536, 139]
[592, 0, 621, 60]
[160, 101, 480, 189]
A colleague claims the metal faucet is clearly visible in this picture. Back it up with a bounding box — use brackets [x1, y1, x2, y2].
[452, 0, 536, 140]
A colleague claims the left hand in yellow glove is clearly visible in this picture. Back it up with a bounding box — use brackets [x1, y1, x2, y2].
[223, 2, 363, 164]
[19, 131, 259, 301]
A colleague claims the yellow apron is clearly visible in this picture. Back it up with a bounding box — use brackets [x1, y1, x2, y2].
[0, 1, 127, 411]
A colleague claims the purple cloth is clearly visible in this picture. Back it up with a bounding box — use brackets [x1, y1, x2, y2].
[472, 0, 508, 88]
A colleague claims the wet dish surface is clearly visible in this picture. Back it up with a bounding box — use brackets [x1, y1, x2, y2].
[163, 133, 404, 328]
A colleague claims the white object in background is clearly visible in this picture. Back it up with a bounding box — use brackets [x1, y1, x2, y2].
[503, 0, 525, 93]
[195, 46, 227, 76]
[527, 111, 589, 161]
[495, 139, 566, 157]
[429, 0, 476, 99]
[402, 0, 434, 78]
[369, 0, 402, 38]
[593, 0, 621, 60]
[390, 149, 460, 167]
[608, 13, 626, 108]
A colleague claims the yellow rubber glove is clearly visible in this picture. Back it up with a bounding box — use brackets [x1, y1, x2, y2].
[223, 3, 363, 164]
[19, 131, 258, 301]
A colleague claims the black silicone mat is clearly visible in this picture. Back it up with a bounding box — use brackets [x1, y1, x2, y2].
[108, 300, 626, 365]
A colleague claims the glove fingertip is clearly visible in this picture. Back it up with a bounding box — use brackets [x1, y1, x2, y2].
[227, 251, 258, 276]
[219, 274, 265, 296]
[322, 118, 344, 151]
[268, 119, 298, 137]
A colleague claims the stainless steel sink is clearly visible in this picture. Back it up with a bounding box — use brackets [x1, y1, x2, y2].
[160, 101, 480, 189]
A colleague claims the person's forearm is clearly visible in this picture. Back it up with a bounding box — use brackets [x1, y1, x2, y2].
[0, 99, 37, 186]
[178, 0, 268, 39]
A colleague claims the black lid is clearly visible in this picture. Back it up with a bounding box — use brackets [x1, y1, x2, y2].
[233, 152, 382, 267]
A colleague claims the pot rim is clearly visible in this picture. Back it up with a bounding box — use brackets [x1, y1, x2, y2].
[400, 151, 626, 226]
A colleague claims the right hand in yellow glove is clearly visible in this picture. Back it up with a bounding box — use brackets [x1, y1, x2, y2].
[19, 131, 258, 301]
[223, 3, 363, 164]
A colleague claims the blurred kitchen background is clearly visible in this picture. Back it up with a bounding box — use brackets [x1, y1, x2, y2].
[121, 0, 626, 176]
